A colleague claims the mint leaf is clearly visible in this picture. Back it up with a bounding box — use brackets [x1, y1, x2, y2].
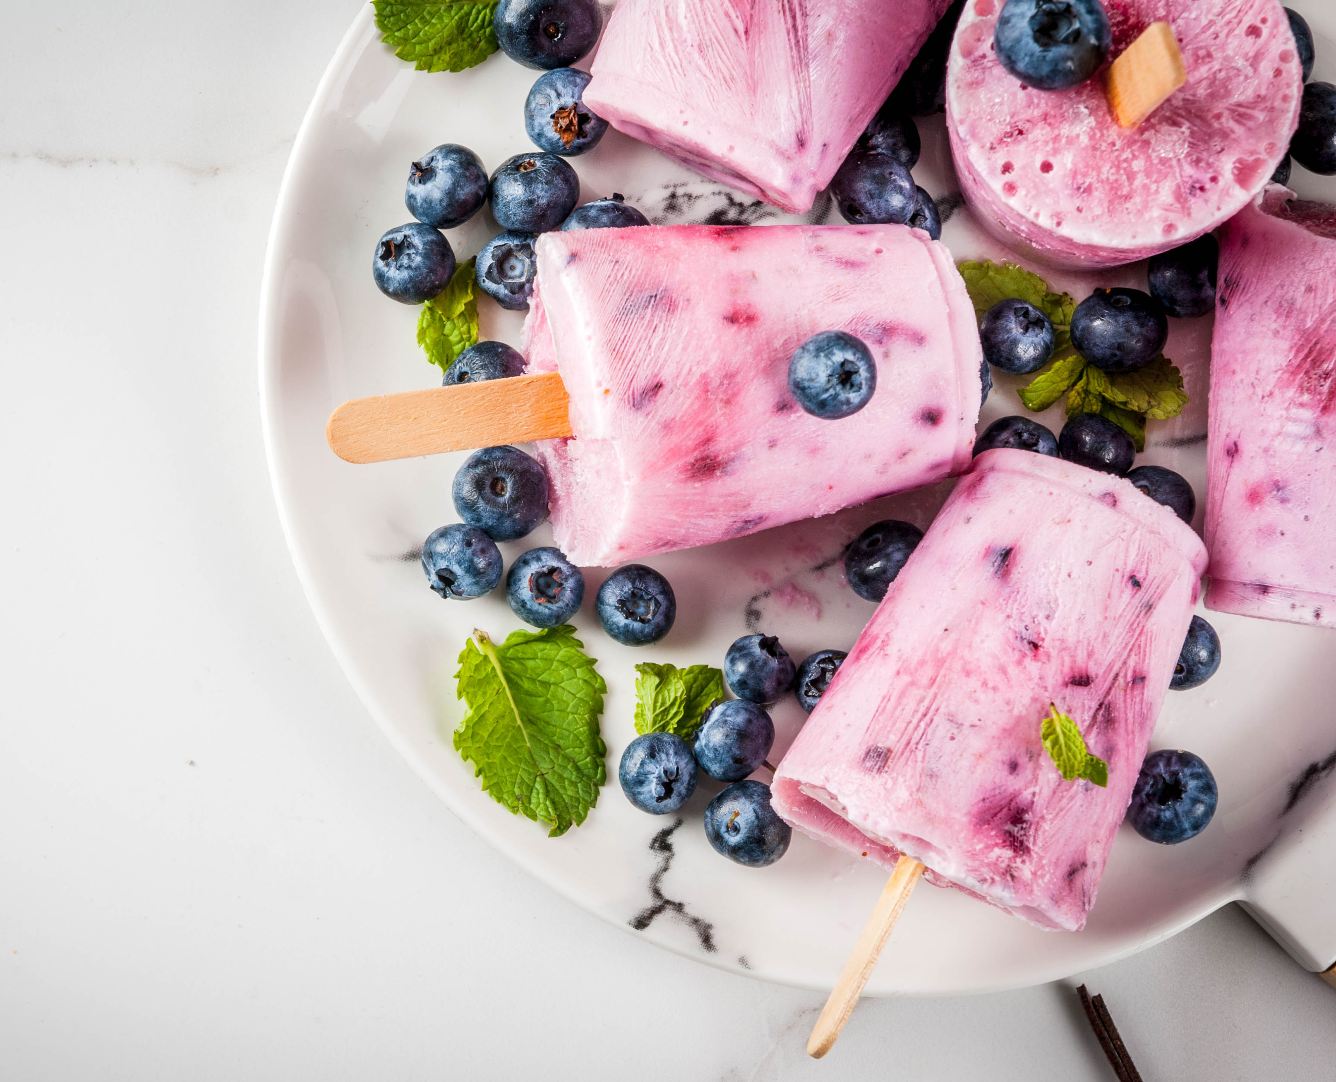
[1040, 704, 1108, 786]
[453, 625, 606, 836]
[417, 258, 478, 371]
[1097, 400, 1147, 452]
[957, 259, 1076, 352]
[1018, 352, 1086, 411]
[1100, 355, 1188, 420]
[634, 663, 725, 740]
[374, 1, 499, 73]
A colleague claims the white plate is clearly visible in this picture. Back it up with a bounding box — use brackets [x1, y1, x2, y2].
[260, 4, 1336, 993]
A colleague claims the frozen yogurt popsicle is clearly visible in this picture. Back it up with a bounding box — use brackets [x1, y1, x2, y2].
[523, 223, 984, 567]
[772, 449, 1207, 932]
[946, 0, 1301, 268]
[583, 0, 955, 214]
[1205, 188, 1336, 628]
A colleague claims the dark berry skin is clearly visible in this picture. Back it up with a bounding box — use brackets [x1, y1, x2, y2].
[404, 144, 488, 229]
[1286, 8, 1315, 83]
[703, 780, 792, 867]
[595, 565, 676, 646]
[788, 331, 877, 419]
[561, 194, 650, 230]
[476, 231, 538, 310]
[1127, 749, 1218, 844]
[1057, 413, 1135, 475]
[442, 341, 526, 385]
[1071, 288, 1169, 373]
[980, 356, 994, 404]
[845, 520, 924, 602]
[724, 634, 796, 704]
[525, 68, 607, 156]
[830, 148, 917, 225]
[980, 299, 1055, 375]
[890, 0, 965, 116]
[1147, 235, 1218, 319]
[795, 650, 847, 713]
[907, 186, 942, 240]
[1171, 615, 1221, 690]
[372, 223, 456, 304]
[972, 415, 1059, 457]
[1272, 154, 1293, 186]
[693, 699, 775, 782]
[994, 0, 1111, 91]
[619, 733, 698, 814]
[420, 524, 503, 600]
[489, 152, 581, 233]
[1291, 82, 1336, 176]
[1126, 465, 1196, 524]
[506, 546, 584, 627]
[856, 105, 920, 168]
[452, 445, 550, 542]
[494, 0, 602, 69]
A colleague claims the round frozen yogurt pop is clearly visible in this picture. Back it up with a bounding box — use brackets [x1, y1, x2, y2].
[946, 0, 1303, 268]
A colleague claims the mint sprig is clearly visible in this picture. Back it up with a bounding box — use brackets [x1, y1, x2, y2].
[1040, 704, 1108, 787]
[374, 0, 500, 74]
[418, 258, 479, 371]
[633, 663, 725, 741]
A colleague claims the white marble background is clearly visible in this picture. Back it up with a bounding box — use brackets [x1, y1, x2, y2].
[2, 1, 1334, 1077]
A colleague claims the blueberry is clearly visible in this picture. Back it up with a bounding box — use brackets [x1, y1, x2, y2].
[1147, 235, 1218, 319]
[830, 148, 917, 225]
[372, 223, 456, 304]
[724, 634, 796, 704]
[420, 524, 503, 599]
[1291, 82, 1336, 176]
[907, 186, 942, 240]
[1071, 288, 1168, 373]
[618, 733, 698, 814]
[972, 415, 1059, 457]
[1126, 465, 1196, 524]
[703, 780, 792, 867]
[980, 356, 994, 404]
[1272, 153, 1293, 186]
[1287, 8, 1315, 83]
[404, 144, 488, 229]
[525, 68, 607, 156]
[442, 340, 526, 385]
[452, 445, 549, 541]
[506, 546, 584, 627]
[1057, 413, 1135, 475]
[890, 0, 965, 116]
[561, 194, 650, 231]
[844, 520, 924, 602]
[1127, 749, 1218, 844]
[856, 105, 920, 168]
[494, 0, 602, 69]
[489, 152, 580, 233]
[794, 650, 847, 713]
[788, 331, 877, 419]
[1171, 615, 1221, 690]
[476, 231, 538, 310]
[693, 699, 775, 782]
[596, 565, 676, 645]
[980, 299, 1055, 375]
[994, 0, 1111, 91]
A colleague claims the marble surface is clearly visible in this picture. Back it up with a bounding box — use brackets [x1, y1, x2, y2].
[2, 1, 1335, 1077]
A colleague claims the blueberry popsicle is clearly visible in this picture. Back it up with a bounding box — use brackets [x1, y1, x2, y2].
[772, 449, 1207, 932]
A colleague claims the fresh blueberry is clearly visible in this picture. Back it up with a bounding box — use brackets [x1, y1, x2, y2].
[703, 780, 792, 867]
[1127, 749, 1218, 844]
[404, 144, 488, 229]
[1287, 8, 1315, 83]
[994, 0, 1111, 91]
[506, 546, 584, 627]
[452, 445, 549, 541]
[1057, 413, 1135, 475]
[907, 186, 942, 240]
[1126, 465, 1196, 524]
[1171, 615, 1221, 690]
[890, 0, 965, 116]
[525, 68, 607, 156]
[980, 356, 994, 404]
[980, 299, 1055, 375]
[1071, 288, 1168, 373]
[972, 415, 1059, 457]
[1272, 153, 1293, 186]
[561, 194, 650, 230]
[788, 331, 877, 419]
[724, 634, 796, 704]
[420, 524, 503, 599]
[476, 231, 538, 310]
[596, 565, 676, 645]
[845, 520, 924, 602]
[489, 152, 580, 233]
[1147, 235, 1218, 319]
[1291, 82, 1336, 176]
[856, 104, 920, 168]
[442, 340, 526, 385]
[693, 699, 775, 782]
[618, 733, 698, 814]
[372, 223, 456, 304]
[494, 0, 602, 69]
[830, 148, 917, 225]
[794, 650, 847, 713]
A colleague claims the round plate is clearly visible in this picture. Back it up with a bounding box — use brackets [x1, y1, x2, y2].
[260, 5, 1336, 993]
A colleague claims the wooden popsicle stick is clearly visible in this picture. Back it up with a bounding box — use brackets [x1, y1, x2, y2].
[326, 371, 572, 463]
[806, 857, 925, 1059]
[1106, 21, 1187, 129]
[1322, 961, 1336, 990]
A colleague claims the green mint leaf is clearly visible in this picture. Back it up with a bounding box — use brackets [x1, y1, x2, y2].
[956, 259, 1076, 352]
[417, 258, 479, 371]
[1100, 355, 1188, 421]
[374, 1, 499, 73]
[1018, 351, 1086, 411]
[1040, 704, 1108, 786]
[634, 663, 725, 740]
[1096, 400, 1147, 452]
[453, 625, 606, 836]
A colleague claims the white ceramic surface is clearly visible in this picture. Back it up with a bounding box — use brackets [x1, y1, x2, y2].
[260, 4, 1336, 994]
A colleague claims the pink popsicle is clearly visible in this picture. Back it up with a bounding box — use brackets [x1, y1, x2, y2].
[522, 224, 983, 568]
[946, 0, 1301, 269]
[1205, 188, 1336, 628]
[773, 450, 1207, 932]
